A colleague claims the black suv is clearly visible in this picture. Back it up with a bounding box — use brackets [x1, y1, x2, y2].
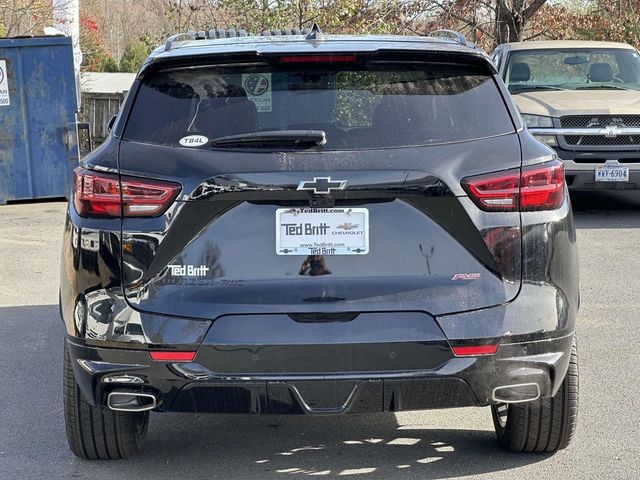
[60, 28, 579, 459]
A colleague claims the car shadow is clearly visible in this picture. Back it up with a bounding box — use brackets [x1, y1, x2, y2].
[121, 413, 547, 479]
[571, 190, 640, 229]
[1, 307, 549, 480]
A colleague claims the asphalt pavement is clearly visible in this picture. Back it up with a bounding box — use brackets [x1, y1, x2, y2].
[1, 192, 639, 479]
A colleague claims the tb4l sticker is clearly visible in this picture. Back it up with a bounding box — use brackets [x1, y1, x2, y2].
[179, 135, 208, 147]
[0, 60, 10, 106]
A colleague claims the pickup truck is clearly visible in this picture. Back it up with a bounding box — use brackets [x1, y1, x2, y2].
[492, 40, 640, 190]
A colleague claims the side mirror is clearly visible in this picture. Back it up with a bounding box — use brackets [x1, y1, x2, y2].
[107, 115, 117, 133]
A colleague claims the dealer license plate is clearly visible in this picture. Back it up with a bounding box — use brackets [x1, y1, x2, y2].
[595, 163, 629, 182]
[276, 208, 369, 255]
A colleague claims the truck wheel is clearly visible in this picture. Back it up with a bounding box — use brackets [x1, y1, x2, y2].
[491, 337, 578, 453]
[63, 343, 149, 459]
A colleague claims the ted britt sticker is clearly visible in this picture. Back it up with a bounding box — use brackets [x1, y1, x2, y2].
[167, 264, 210, 276]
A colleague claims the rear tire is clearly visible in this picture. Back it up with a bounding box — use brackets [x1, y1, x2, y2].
[491, 336, 578, 453]
[63, 343, 149, 459]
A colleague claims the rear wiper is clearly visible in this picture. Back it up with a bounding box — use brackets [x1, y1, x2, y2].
[510, 85, 565, 93]
[210, 130, 327, 147]
[574, 84, 631, 91]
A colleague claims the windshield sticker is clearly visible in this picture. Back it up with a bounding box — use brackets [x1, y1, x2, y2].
[179, 135, 208, 147]
[0, 60, 10, 106]
[242, 73, 272, 112]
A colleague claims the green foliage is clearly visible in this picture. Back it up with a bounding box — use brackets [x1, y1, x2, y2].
[119, 40, 153, 73]
[96, 56, 120, 72]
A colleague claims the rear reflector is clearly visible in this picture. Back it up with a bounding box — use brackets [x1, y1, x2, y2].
[451, 344, 498, 357]
[461, 160, 565, 212]
[73, 168, 181, 218]
[278, 54, 357, 63]
[149, 351, 196, 362]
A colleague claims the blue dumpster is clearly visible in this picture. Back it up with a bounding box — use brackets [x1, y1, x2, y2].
[0, 36, 79, 204]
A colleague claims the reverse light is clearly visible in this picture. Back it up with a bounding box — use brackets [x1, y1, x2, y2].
[149, 351, 196, 362]
[451, 344, 498, 357]
[73, 168, 181, 218]
[461, 160, 565, 212]
[278, 54, 357, 63]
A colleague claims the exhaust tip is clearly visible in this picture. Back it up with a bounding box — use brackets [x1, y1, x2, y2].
[107, 391, 158, 412]
[492, 382, 540, 404]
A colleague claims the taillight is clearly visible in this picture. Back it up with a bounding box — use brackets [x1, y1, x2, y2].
[73, 168, 181, 218]
[461, 170, 520, 211]
[461, 160, 565, 212]
[519, 160, 565, 211]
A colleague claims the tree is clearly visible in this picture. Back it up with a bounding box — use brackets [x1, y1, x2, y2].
[69, 0, 640, 62]
[119, 40, 153, 73]
[495, 0, 547, 43]
[429, 0, 550, 49]
[0, 0, 53, 37]
[96, 55, 120, 72]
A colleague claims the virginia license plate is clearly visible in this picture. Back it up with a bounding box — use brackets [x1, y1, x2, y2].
[276, 208, 369, 255]
[595, 163, 629, 182]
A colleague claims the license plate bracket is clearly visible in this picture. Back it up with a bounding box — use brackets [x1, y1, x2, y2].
[276, 207, 369, 255]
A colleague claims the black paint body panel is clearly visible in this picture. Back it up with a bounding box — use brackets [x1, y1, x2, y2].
[59, 41, 578, 415]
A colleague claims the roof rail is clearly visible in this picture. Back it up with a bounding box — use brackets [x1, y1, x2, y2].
[429, 29, 468, 46]
[164, 29, 251, 51]
[207, 28, 249, 39]
[165, 32, 196, 51]
[259, 28, 310, 36]
[163, 26, 326, 52]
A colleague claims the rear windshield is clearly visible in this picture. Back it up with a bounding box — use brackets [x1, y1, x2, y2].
[123, 61, 514, 149]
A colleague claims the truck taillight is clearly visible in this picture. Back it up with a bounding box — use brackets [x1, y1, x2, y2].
[461, 160, 565, 212]
[73, 168, 181, 218]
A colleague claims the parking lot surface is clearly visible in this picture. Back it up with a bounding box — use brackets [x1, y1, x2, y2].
[1, 192, 639, 479]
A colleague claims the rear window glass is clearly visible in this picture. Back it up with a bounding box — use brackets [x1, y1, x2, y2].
[123, 61, 514, 149]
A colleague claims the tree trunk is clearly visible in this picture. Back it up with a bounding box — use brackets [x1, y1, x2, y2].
[494, 0, 547, 46]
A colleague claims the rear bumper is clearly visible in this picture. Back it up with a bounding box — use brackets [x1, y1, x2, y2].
[67, 331, 574, 414]
[551, 150, 640, 190]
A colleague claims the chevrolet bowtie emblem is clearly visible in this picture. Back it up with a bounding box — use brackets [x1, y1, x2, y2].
[603, 125, 623, 138]
[297, 177, 347, 195]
